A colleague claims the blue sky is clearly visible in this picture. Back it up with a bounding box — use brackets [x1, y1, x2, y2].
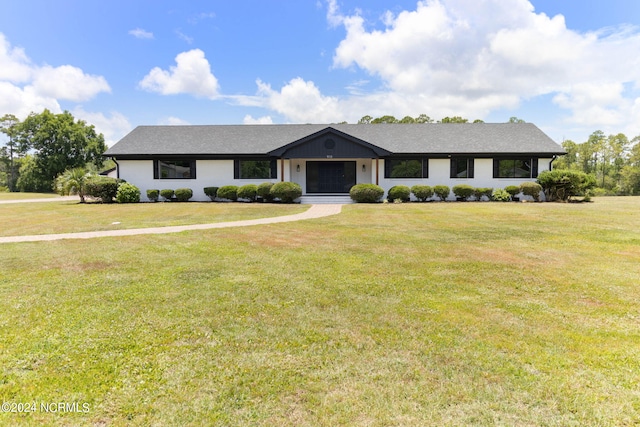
[1, 0, 640, 146]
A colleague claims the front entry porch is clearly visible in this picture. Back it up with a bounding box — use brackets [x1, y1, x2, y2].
[287, 158, 376, 198]
[306, 161, 356, 193]
[271, 127, 385, 200]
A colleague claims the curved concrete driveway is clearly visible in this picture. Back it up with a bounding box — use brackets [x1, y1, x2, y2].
[0, 204, 343, 244]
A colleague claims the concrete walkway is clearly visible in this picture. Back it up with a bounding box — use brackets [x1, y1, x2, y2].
[0, 204, 343, 244]
[0, 195, 78, 204]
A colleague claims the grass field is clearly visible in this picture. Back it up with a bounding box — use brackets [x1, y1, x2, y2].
[1, 197, 639, 426]
[0, 202, 308, 237]
[0, 192, 59, 200]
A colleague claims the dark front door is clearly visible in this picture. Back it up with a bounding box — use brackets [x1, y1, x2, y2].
[306, 161, 356, 193]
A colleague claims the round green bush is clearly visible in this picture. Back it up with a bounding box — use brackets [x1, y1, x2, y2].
[349, 184, 384, 203]
[433, 185, 450, 201]
[519, 182, 543, 201]
[237, 184, 258, 202]
[504, 185, 520, 197]
[217, 185, 238, 201]
[174, 188, 193, 202]
[411, 185, 434, 202]
[116, 183, 141, 203]
[270, 181, 302, 203]
[491, 188, 511, 202]
[85, 176, 120, 203]
[473, 187, 493, 201]
[387, 185, 411, 202]
[160, 189, 174, 201]
[146, 189, 159, 202]
[452, 184, 475, 200]
[536, 169, 596, 202]
[204, 187, 218, 201]
[257, 182, 274, 202]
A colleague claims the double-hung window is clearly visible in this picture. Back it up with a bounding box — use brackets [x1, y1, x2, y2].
[450, 158, 474, 178]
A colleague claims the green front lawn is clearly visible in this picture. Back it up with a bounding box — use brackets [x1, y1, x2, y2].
[1, 197, 639, 426]
[0, 202, 308, 237]
[0, 192, 58, 200]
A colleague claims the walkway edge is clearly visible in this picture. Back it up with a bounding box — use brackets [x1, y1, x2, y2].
[0, 204, 343, 244]
[0, 196, 78, 204]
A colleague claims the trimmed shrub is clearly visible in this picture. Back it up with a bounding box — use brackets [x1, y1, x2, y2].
[146, 189, 159, 202]
[537, 169, 596, 202]
[217, 185, 238, 201]
[237, 184, 258, 202]
[433, 185, 450, 201]
[85, 176, 119, 203]
[349, 184, 384, 203]
[257, 182, 274, 202]
[504, 185, 520, 198]
[387, 185, 411, 202]
[491, 188, 511, 202]
[116, 183, 140, 203]
[411, 185, 434, 202]
[204, 187, 218, 201]
[519, 182, 543, 202]
[270, 181, 302, 203]
[160, 189, 174, 201]
[452, 184, 474, 201]
[175, 188, 193, 202]
[473, 187, 493, 201]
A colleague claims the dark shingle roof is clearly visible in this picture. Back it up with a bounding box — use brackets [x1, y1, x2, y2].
[105, 123, 565, 157]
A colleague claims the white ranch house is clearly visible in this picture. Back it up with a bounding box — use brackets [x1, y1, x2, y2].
[104, 123, 565, 202]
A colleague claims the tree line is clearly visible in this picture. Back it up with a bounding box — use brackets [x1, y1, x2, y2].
[554, 131, 640, 195]
[354, 114, 498, 124]
[353, 114, 527, 124]
[0, 110, 107, 192]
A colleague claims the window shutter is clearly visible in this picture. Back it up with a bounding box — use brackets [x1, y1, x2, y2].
[270, 159, 278, 179]
[468, 159, 474, 178]
[450, 158, 457, 178]
[422, 158, 429, 178]
[493, 159, 500, 178]
[190, 160, 197, 179]
[234, 159, 240, 179]
[153, 160, 159, 179]
[531, 158, 539, 178]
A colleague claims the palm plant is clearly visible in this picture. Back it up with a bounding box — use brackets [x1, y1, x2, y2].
[55, 167, 89, 203]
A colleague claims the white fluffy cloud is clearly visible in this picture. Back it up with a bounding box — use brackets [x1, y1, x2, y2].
[72, 107, 132, 147]
[0, 33, 112, 119]
[316, 0, 640, 133]
[139, 49, 220, 99]
[32, 65, 111, 103]
[232, 78, 345, 123]
[0, 34, 32, 83]
[0, 82, 61, 118]
[253, 78, 343, 123]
